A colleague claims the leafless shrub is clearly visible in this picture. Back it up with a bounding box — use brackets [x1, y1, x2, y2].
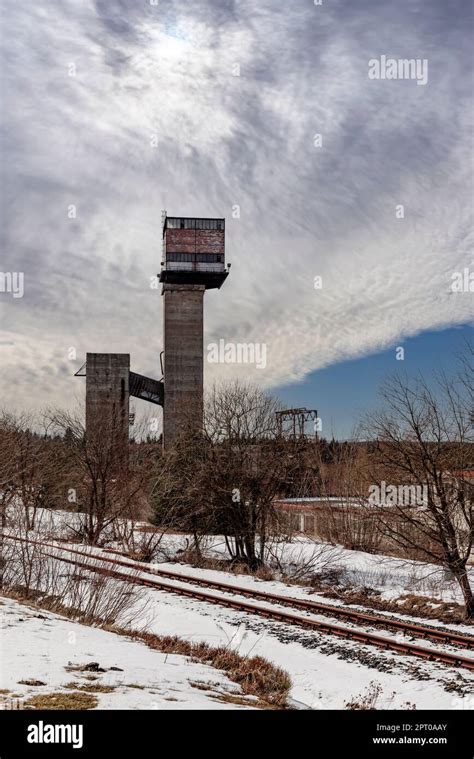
[344, 567, 393, 592]
[320, 503, 383, 554]
[2, 527, 150, 628]
[110, 516, 167, 562]
[345, 682, 416, 710]
[265, 537, 343, 581]
[2, 503, 52, 595]
[311, 565, 350, 588]
[345, 681, 383, 710]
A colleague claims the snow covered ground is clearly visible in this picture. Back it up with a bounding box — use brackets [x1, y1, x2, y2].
[109, 554, 474, 637]
[22, 507, 473, 604]
[113, 575, 474, 710]
[0, 596, 258, 710]
[154, 534, 471, 604]
[6, 544, 472, 711]
[3, 507, 474, 711]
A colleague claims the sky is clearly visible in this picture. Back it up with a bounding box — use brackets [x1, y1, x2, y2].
[0, 0, 472, 436]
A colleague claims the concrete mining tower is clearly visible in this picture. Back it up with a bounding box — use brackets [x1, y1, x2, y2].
[159, 214, 229, 448]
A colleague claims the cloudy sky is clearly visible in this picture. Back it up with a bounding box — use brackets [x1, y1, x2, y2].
[0, 0, 472, 435]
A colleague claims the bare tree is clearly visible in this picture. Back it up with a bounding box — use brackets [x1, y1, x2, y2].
[153, 383, 301, 570]
[0, 411, 21, 587]
[0, 411, 66, 532]
[314, 441, 383, 553]
[0, 412, 18, 520]
[152, 427, 212, 560]
[47, 409, 150, 545]
[364, 357, 474, 619]
[206, 382, 303, 569]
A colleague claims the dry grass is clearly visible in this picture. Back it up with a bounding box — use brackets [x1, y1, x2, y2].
[345, 681, 383, 710]
[136, 524, 162, 534]
[64, 682, 116, 693]
[110, 628, 291, 708]
[170, 550, 280, 582]
[5, 590, 292, 710]
[254, 565, 277, 581]
[392, 594, 466, 622]
[211, 693, 259, 707]
[17, 679, 46, 687]
[190, 680, 213, 691]
[319, 586, 469, 624]
[190, 682, 260, 708]
[24, 691, 98, 710]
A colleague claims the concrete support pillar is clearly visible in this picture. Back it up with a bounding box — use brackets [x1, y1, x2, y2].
[85, 353, 130, 465]
[162, 284, 205, 448]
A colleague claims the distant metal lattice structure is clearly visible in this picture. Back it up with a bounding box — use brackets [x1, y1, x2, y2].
[276, 408, 319, 440]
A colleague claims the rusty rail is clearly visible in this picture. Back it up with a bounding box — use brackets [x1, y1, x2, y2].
[3, 532, 474, 671]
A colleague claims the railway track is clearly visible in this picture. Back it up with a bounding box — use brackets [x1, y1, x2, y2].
[8, 533, 472, 648]
[3, 533, 474, 672]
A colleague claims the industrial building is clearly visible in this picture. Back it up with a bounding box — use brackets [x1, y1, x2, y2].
[80, 213, 230, 453]
[160, 215, 229, 447]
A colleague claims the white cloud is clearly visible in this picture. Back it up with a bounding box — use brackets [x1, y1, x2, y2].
[0, 0, 472, 413]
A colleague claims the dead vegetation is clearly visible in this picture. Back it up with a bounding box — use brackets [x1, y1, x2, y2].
[152, 383, 307, 571]
[345, 681, 383, 710]
[24, 691, 98, 710]
[345, 680, 417, 710]
[211, 693, 260, 707]
[109, 628, 291, 708]
[1, 518, 150, 628]
[64, 682, 116, 694]
[3, 591, 292, 710]
[316, 584, 470, 624]
[362, 361, 474, 619]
